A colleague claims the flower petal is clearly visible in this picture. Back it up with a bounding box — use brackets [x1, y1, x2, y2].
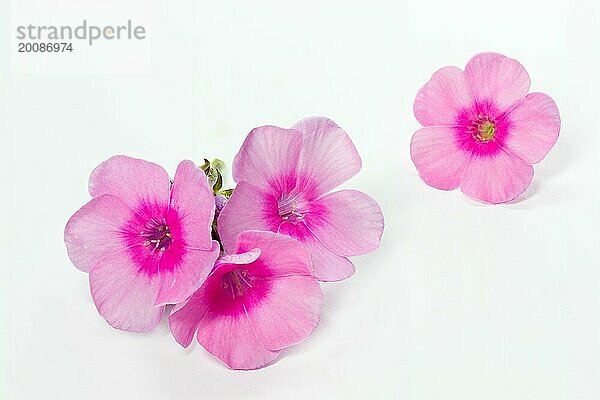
[64, 194, 132, 272]
[89, 250, 162, 333]
[464, 52, 530, 112]
[198, 310, 280, 370]
[246, 275, 322, 351]
[306, 190, 384, 257]
[413, 66, 475, 126]
[303, 235, 356, 282]
[235, 231, 312, 277]
[461, 146, 534, 204]
[232, 125, 303, 193]
[217, 182, 280, 253]
[410, 126, 472, 190]
[168, 286, 211, 348]
[218, 248, 262, 266]
[502, 93, 561, 164]
[155, 241, 220, 306]
[88, 155, 170, 210]
[291, 117, 362, 198]
[169, 160, 215, 250]
[276, 221, 354, 281]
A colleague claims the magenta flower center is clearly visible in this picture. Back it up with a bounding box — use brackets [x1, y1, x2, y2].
[222, 268, 254, 298]
[278, 194, 307, 223]
[468, 114, 497, 143]
[140, 218, 172, 253]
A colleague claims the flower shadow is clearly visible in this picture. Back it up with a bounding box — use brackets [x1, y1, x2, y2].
[505, 129, 573, 209]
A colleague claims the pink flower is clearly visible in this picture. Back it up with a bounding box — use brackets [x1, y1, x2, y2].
[169, 230, 322, 370]
[64, 156, 220, 332]
[411, 52, 560, 204]
[217, 117, 384, 282]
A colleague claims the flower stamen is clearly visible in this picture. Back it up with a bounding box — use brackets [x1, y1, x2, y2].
[278, 195, 306, 222]
[468, 114, 497, 143]
[222, 268, 253, 298]
[140, 218, 172, 253]
[476, 121, 496, 142]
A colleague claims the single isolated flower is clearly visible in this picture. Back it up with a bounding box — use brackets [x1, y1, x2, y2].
[411, 52, 560, 204]
[169, 230, 322, 370]
[217, 116, 384, 281]
[64, 156, 220, 332]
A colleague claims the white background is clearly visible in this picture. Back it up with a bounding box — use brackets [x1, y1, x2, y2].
[2, 0, 599, 399]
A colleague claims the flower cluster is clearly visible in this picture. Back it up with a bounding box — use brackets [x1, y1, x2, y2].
[64, 52, 561, 370]
[64, 116, 384, 370]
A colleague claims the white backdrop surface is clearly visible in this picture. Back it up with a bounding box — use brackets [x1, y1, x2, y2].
[2, 1, 599, 399]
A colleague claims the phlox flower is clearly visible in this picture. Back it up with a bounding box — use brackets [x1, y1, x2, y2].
[217, 116, 384, 281]
[64, 156, 220, 332]
[411, 52, 560, 204]
[169, 230, 322, 370]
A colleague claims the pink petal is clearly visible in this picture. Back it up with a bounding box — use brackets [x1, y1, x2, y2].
[460, 146, 534, 204]
[168, 286, 211, 348]
[218, 248, 262, 266]
[276, 221, 354, 281]
[217, 182, 280, 253]
[502, 93, 561, 164]
[464, 53, 530, 112]
[88, 155, 170, 210]
[232, 125, 303, 193]
[169, 160, 215, 250]
[89, 249, 163, 333]
[410, 126, 472, 190]
[303, 235, 356, 282]
[198, 312, 280, 370]
[413, 66, 475, 126]
[291, 117, 362, 198]
[235, 231, 312, 277]
[64, 194, 132, 272]
[306, 190, 384, 257]
[155, 241, 220, 306]
[246, 275, 322, 351]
